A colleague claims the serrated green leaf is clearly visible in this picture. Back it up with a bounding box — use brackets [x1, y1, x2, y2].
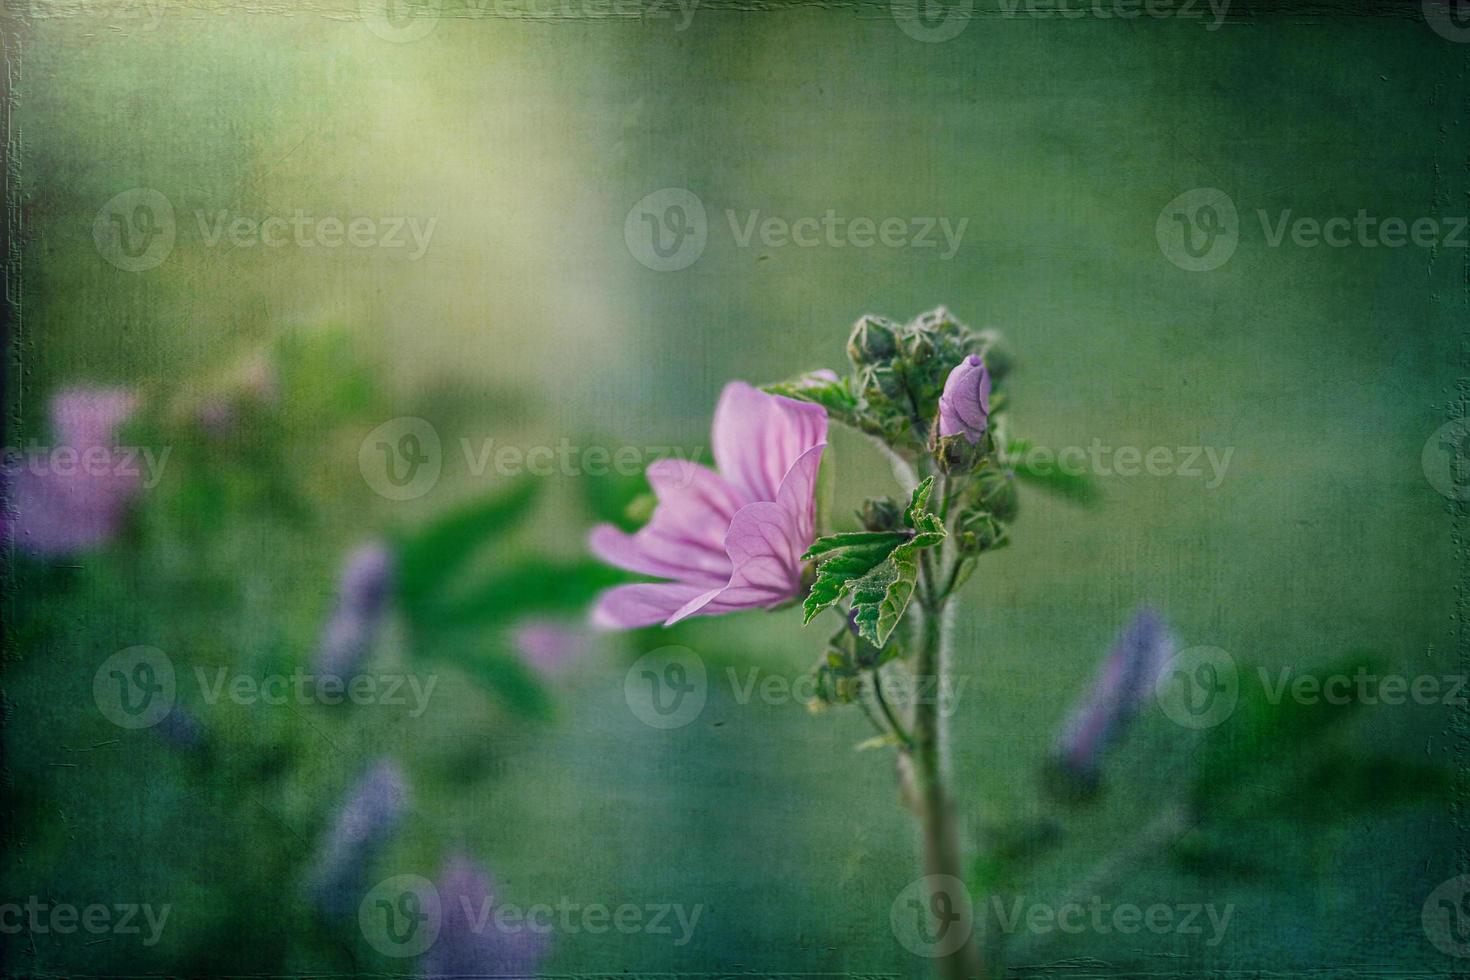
[800, 477, 946, 646]
[802, 544, 897, 622]
[802, 530, 909, 561]
[848, 553, 917, 647]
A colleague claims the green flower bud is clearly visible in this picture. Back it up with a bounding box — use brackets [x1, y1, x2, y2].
[847, 316, 899, 367]
[857, 496, 904, 532]
[858, 364, 906, 408]
[974, 467, 1019, 523]
[957, 509, 1008, 553]
[932, 429, 991, 475]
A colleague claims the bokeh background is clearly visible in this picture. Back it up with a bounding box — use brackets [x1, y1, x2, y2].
[3, 1, 1468, 976]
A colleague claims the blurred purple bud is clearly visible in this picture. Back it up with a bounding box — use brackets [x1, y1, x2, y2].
[313, 542, 394, 682]
[1050, 609, 1173, 792]
[2, 386, 142, 557]
[420, 854, 547, 980]
[512, 621, 586, 677]
[937, 355, 991, 445]
[308, 760, 408, 921]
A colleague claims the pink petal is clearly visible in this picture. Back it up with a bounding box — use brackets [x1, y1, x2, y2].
[586, 458, 746, 586]
[664, 443, 826, 625]
[590, 582, 714, 630]
[711, 382, 828, 503]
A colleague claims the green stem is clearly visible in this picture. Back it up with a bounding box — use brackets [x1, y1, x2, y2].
[872, 669, 915, 749]
[903, 588, 984, 980]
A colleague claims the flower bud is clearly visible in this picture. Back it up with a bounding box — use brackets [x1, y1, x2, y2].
[937, 355, 992, 445]
[973, 467, 1018, 523]
[847, 316, 899, 367]
[857, 364, 906, 409]
[857, 497, 903, 532]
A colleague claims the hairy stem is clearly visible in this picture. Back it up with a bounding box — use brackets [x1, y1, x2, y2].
[903, 591, 984, 980]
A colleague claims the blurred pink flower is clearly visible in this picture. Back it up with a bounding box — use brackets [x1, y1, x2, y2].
[588, 381, 827, 629]
[2, 386, 141, 557]
[512, 620, 586, 677]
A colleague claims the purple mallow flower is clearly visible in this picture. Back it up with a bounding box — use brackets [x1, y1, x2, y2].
[307, 760, 408, 921]
[420, 854, 547, 979]
[1050, 609, 1173, 789]
[512, 621, 586, 677]
[2, 386, 142, 557]
[937, 355, 991, 445]
[588, 381, 827, 629]
[313, 541, 394, 682]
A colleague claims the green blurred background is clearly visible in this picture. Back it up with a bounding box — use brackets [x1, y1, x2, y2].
[3, 1, 1467, 976]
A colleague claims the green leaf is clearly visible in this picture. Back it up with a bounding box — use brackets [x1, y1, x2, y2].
[394, 480, 540, 605]
[455, 650, 554, 719]
[416, 632, 553, 719]
[1275, 752, 1452, 822]
[580, 455, 652, 532]
[847, 553, 920, 648]
[430, 559, 629, 626]
[1191, 652, 1382, 813]
[1005, 438, 1100, 506]
[800, 477, 945, 647]
[803, 530, 910, 561]
[903, 476, 946, 544]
